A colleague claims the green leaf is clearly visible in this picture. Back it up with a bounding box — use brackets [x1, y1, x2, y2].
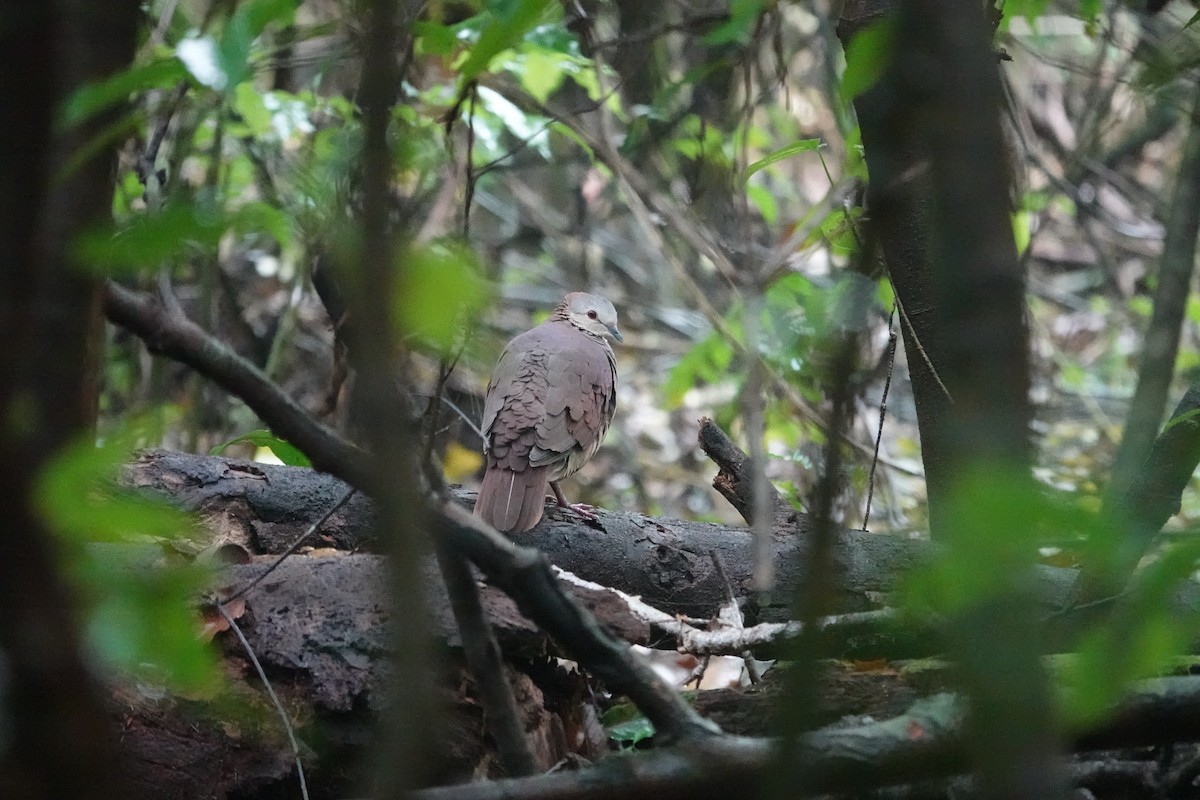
[516, 49, 568, 104]
[75, 202, 226, 275]
[901, 466, 1049, 615]
[877, 277, 895, 310]
[1002, 0, 1051, 24]
[60, 58, 188, 128]
[744, 139, 823, 182]
[1062, 539, 1200, 727]
[600, 702, 655, 746]
[233, 81, 273, 136]
[414, 20, 459, 56]
[212, 430, 312, 467]
[34, 423, 217, 690]
[1012, 209, 1031, 256]
[550, 121, 594, 158]
[396, 241, 489, 353]
[219, 0, 299, 89]
[840, 17, 896, 102]
[703, 0, 764, 45]
[231, 201, 293, 249]
[746, 184, 778, 225]
[664, 329, 735, 405]
[76, 197, 291, 276]
[1164, 407, 1200, 433]
[457, 0, 554, 82]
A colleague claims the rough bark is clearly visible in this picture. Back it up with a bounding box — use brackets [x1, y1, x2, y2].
[123, 448, 937, 627]
[122, 448, 1200, 643]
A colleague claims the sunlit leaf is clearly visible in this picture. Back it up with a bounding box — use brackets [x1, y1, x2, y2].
[1013, 210, 1031, 256]
[212, 430, 312, 467]
[458, 0, 554, 82]
[877, 277, 895, 310]
[1002, 0, 1051, 23]
[516, 49, 568, 104]
[233, 81, 273, 136]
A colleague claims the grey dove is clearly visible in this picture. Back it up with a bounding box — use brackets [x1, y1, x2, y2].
[474, 292, 621, 533]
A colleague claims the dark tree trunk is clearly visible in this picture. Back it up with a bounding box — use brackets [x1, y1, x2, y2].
[0, 2, 142, 797]
[838, 2, 1062, 796]
[836, 0, 955, 538]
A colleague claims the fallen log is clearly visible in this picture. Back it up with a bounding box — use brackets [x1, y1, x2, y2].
[121, 448, 1070, 628]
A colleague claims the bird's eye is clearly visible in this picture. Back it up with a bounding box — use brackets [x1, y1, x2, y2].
[587, 310, 598, 320]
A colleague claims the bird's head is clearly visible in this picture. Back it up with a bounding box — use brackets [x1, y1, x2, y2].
[557, 292, 623, 343]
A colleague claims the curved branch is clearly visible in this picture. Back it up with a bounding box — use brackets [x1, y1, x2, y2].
[105, 282, 720, 744]
[104, 282, 372, 487]
[439, 503, 721, 742]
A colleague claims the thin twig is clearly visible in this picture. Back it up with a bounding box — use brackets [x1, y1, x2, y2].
[437, 393, 483, 440]
[442, 503, 721, 742]
[893, 292, 953, 404]
[218, 485, 357, 605]
[217, 602, 310, 800]
[862, 303, 898, 531]
[741, 294, 774, 594]
[461, 85, 478, 237]
[590, 12, 730, 50]
[708, 550, 761, 684]
[138, 80, 189, 183]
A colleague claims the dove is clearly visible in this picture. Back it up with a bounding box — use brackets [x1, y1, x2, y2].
[474, 292, 621, 533]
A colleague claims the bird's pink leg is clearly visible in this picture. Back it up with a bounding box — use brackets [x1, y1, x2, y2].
[551, 482, 599, 521]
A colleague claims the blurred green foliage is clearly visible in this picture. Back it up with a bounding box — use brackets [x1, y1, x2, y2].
[35, 420, 216, 691]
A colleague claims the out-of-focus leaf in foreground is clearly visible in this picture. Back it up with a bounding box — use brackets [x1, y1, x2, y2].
[35, 422, 217, 691]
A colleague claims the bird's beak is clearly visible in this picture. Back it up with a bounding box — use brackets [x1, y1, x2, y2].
[608, 326, 623, 343]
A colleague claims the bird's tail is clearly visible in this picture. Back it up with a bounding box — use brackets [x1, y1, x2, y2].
[474, 463, 550, 533]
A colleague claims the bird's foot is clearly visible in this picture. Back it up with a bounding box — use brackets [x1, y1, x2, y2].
[551, 482, 601, 523]
[562, 502, 599, 522]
